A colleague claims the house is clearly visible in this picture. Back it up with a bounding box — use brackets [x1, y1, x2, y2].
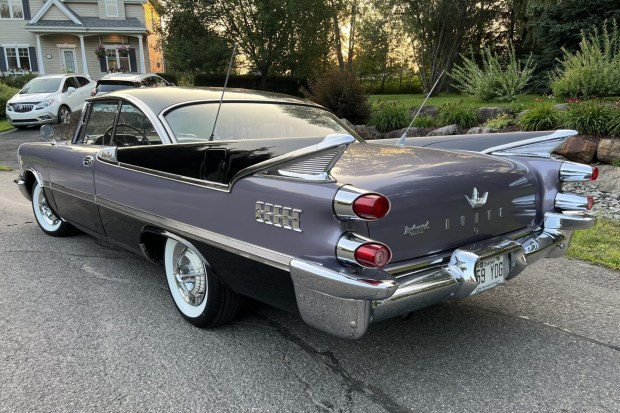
[0, 0, 164, 78]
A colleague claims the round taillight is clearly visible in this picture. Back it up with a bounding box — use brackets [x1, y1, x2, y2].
[354, 243, 392, 268]
[587, 196, 594, 210]
[590, 166, 599, 181]
[352, 194, 390, 220]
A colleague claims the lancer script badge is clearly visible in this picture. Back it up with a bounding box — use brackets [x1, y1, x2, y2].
[465, 187, 488, 209]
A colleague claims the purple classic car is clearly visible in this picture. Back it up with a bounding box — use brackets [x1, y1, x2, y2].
[15, 88, 598, 339]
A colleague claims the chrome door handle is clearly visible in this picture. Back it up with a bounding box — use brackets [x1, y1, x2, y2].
[83, 156, 94, 167]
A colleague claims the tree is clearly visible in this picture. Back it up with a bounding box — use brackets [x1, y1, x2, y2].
[396, 0, 499, 94]
[160, 0, 231, 74]
[525, 0, 620, 92]
[327, 0, 363, 71]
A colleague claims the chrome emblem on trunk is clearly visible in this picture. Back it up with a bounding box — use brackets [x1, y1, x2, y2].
[256, 201, 302, 232]
[465, 187, 488, 209]
[404, 221, 430, 236]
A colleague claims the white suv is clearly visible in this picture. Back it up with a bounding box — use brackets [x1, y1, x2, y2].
[5, 74, 95, 128]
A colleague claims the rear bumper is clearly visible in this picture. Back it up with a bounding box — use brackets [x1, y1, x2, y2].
[290, 212, 594, 339]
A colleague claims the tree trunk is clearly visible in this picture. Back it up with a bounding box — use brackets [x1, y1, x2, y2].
[346, 1, 357, 72]
[329, 1, 345, 70]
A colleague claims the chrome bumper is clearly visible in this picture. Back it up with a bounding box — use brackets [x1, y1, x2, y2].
[290, 212, 594, 339]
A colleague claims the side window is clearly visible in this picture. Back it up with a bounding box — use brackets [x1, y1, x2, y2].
[82, 101, 119, 145]
[76, 76, 91, 87]
[155, 76, 168, 86]
[112, 102, 161, 146]
[62, 77, 79, 92]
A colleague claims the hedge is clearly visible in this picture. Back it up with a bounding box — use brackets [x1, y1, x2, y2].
[193, 74, 308, 97]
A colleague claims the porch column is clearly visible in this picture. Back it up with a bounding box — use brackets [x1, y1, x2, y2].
[35, 34, 45, 74]
[79, 34, 89, 75]
[137, 34, 146, 73]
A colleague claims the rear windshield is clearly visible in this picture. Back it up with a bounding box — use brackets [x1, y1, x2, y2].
[97, 81, 134, 94]
[21, 78, 62, 94]
[164, 102, 350, 142]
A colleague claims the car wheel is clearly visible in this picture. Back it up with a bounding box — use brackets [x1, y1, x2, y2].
[31, 181, 75, 236]
[164, 237, 240, 327]
[57, 106, 71, 125]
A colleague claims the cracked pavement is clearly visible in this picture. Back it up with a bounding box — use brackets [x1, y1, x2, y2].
[1, 128, 619, 412]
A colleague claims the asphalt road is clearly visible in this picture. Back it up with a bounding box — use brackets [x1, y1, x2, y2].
[1, 128, 619, 412]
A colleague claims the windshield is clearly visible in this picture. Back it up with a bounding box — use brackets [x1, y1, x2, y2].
[21, 78, 62, 94]
[164, 102, 351, 142]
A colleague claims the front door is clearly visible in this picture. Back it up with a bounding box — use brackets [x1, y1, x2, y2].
[60, 49, 77, 73]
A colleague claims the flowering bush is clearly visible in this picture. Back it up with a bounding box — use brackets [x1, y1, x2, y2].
[94, 45, 106, 58]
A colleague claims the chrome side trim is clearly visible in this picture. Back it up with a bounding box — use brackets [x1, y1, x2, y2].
[483, 129, 577, 156]
[96, 197, 293, 271]
[97, 147, 118, 163]
[48, 182, 96, 203]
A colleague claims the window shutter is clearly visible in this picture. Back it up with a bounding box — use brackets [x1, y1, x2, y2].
[22, 0, 31, 20]
[28, 47, 38, 72]
[99, 56, 107, 72]
[128, 48, 137, 73]
[0, 48, 6, 72]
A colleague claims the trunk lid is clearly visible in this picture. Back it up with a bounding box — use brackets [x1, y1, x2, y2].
[331, 143, 538, 262]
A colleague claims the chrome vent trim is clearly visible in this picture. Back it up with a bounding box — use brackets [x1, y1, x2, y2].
[278, 148, 341, 178]
[484, 129, 578, 158]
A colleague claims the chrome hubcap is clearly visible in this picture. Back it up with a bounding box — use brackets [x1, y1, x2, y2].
[37, 189, 60, 226]
[172, 245, 207, 307]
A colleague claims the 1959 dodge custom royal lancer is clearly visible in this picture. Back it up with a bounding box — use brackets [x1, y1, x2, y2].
[15, 88, 598, 339]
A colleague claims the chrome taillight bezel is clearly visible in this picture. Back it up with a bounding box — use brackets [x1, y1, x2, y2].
[333, 185, 391, 221]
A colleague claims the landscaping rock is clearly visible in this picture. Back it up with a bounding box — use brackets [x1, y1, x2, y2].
[467, 127, 498, 134]
[553, 103, 570, 111]
[563, 165, 620, 220]
[553, 137, 598, 164]
[516, 110, 528, 120]
[383, 127, 428, 140]
[596, 139, 620, 163]
[427, 124, 460, 136]
[353, 125, 383, 140]
[477, 107, 508, 123]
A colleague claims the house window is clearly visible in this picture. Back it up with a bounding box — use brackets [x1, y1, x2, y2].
[0, 0, 24, 19]
[104, 0, 118, 17]
[105, 48, 131, 73]
[5, 47, 31, 70]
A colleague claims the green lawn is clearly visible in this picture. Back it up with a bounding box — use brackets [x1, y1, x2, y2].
[567, 218, 620, 270]
[369, 93, 544, 110]
[0, 118, 13, 132]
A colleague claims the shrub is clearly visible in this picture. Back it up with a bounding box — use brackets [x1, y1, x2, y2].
[552, 20, 620, 98]
[606, 107, 620, 137]
[0, 73, 37, 89]
[362, 76, 423, 94]
[484, 113, 515, 130]
[0, 84, 19, 117]
[437, 102, 479, 129]
[412, 114, 437, 128]
[450, 45, 535, 102]
[368, 102, 410, 132]
[302, 70, 371, 124]
[518, 101, 561, 131]
[561, 100, 616, 135]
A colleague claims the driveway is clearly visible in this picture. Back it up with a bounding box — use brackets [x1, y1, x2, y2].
[0, 134, 618, 412]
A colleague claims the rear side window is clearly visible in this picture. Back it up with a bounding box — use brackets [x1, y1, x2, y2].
[76, 76, 91, 87]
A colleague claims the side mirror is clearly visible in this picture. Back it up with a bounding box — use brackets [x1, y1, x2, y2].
[67, 86, 76, 94]
[40, 124, 56, 145]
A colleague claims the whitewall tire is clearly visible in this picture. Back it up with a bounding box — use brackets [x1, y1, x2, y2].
[164, 237, 240, 327]
[31, 181, 75, 236]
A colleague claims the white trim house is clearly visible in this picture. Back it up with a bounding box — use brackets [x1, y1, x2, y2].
[0, 0, 164, 78]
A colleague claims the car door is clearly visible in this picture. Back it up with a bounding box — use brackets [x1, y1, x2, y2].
[48, 100, 121, 234]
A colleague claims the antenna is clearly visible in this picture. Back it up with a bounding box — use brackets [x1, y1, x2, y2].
[209, 43, 237, 141]
[396, 69, 445, 147]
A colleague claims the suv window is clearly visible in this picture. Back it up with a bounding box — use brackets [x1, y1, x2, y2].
[76, 76, 91, 87]
[62, 77, 79, 92]
[96, 81, 133, 94]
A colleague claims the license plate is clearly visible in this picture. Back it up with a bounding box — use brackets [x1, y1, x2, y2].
[471, 254, 508, 295]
